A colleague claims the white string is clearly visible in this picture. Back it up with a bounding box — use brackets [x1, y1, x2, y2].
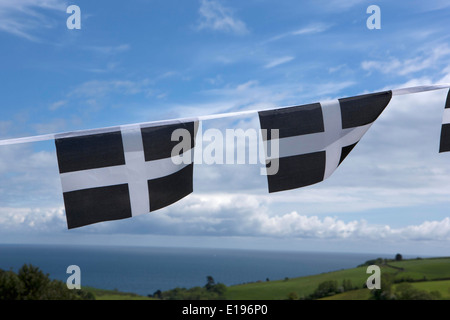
[0, 84, 449, 146]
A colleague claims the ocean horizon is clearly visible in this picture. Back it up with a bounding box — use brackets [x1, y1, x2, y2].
[0, 243, 417, 296]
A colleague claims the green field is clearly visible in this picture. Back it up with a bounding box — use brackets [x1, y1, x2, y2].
[321, 289, 372, 300]
[83, 287, 153, 300]
[226, 266, 369, 300]
[81, 257, 450, 300]
[404, 280, 450, 299]
[325, 279, 450, 300]
[225, 257, 450, 300]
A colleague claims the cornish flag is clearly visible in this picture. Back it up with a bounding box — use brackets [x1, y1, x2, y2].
[439, 89, 450, 152]
[258, 91, 392, 193]
[55, 120, 198, 229]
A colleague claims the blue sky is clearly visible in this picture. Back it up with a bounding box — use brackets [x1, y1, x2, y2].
[1, 0, 450, 256]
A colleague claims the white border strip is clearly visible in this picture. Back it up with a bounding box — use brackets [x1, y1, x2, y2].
[442, 108, 450, 124]
[1, 84, 449, 146]
[391, 83, 450, 96]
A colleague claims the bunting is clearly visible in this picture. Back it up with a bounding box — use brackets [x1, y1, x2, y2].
[0, 84, 449, 229]
[55, 121, 198, 229]
[258, 91, 392, 192]
[439, 89, 450, 153]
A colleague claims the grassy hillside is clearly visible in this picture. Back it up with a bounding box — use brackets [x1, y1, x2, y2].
[404, 280, 450, 299]
[59, 256, 450, 300]
[321, 289, 372, 300]
[324, 279, 450, 300]
[83, 287, 153, 300]
[225, 257, 450, 300]
[226, 266, 369, 300]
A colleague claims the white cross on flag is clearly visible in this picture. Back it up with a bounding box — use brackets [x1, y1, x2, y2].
[258, 91, 392, 192]
[55, 120, 198, 229]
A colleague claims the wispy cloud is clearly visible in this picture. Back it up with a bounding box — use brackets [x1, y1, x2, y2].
[291, 23, 331, 35]
[68, 79, 153, 98]
[49, 100, 67, 111]
[196, 0, 248, 35]
[264, 56, 295, 69]
[82, 44, 130, 55]
[319, 0, 367, 11]
[264, 23, 331, 43]
[0, 0, 67, 41]
[361, 44, 450, 76]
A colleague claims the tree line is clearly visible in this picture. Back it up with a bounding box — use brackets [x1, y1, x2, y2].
[149, 275, 227, 300]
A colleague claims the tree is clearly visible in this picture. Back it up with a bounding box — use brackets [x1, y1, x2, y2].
[205, 276, 215, 291]
[204, 276, 226, 298]
[312, 280, 339, 298]
[395, 253, 403, 261]
[287, 292, 299, 300]
[342, 279, 353, 292]
[0, 264, 94, 300]
[151, 289, 162, 299]
[371, 273, 394, 300]
[395, 283, 441, 300]
[17, 264, 51, 300]
[0, 270, 24, 300]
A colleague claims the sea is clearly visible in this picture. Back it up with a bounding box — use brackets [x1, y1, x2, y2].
[0, 244, 396, 296]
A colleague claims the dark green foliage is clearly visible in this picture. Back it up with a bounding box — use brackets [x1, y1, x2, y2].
[313, 280, 339, 298]
[358, 257, 385, 267]
[371, 273, 394, 300]
[204, 275, 215, 291]
[300, 278, 358, 300]
[0, 264, 95, 300]
[0, 270, 24, 300]
[287, 292, 299, 300]
[394, 283, 441, 300]
[152, 276, 227, 300]
[151, 289, 162, 299]
[370, 271, 442, 300]
[342, 279, 354, 291]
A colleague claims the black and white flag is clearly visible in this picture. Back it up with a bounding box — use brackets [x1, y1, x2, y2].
[258, 91, 393, 193]
[439, 89, 450, 153]
[55, 120, 198, 229]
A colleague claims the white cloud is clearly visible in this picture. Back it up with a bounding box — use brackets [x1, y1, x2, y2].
[264, 56, 294, 69]
[82, 44, 131, 55]
[361, 44, 450, 76]
[251, 211, 450, 241]
[171, 78, 356, 118]
[0, 121, 12, 136]
[0, 0, 67, 41]
[0, 206, 66, 231]
[59, 190, 450, 242]
[291, 23, 331, 35]
[33, 118, 67, 134]
[319, 0, 367, 11]
[197, 0, 248, 35]
[328, 64, 347, 74]
[264, 23, 331, 43]
[49, 100, 67, 111]
[0, 144, 61, 208]
[1, 176, 450, 242]
[69, 79, 153, 98]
